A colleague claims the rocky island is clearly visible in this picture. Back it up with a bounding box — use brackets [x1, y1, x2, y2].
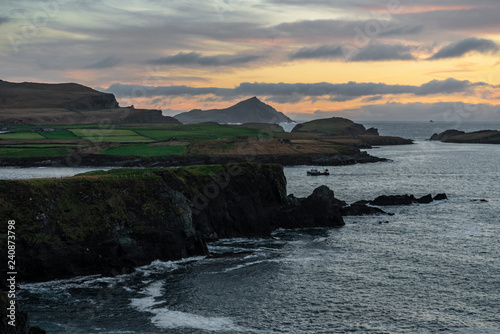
[430, 129, 500, 144]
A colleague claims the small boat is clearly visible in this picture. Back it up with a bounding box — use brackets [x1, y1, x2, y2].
[307, 168, 330, 176]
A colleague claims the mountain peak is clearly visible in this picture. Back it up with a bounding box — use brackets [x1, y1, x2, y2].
[174, 97, 293, 124]
[240, 96, 261, 104]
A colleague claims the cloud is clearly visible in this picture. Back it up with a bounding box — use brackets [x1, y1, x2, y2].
[147, 51, 263, 67]
[429, 38, 499, 60]
[350, 44, 416, 61]
[106, 78, 493, 103]
[361, 95, 383, 102]
[415, 78, 473, 95]
[289, 43, 418, 62]
[379, 25, 424, 36]
[310, 102, 500, 122]
[84, 56, 122, 69]
[289, 45, 345, 60]
[265, 95, 304, 104]
[0, 16, 10, 25]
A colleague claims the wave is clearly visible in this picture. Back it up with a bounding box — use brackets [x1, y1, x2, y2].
[130, 280, 259, 332]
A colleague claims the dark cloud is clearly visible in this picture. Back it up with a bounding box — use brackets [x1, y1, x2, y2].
[350, 44, 416, 61]
[310, 102, 500, 122]
[84, 56, 122, 69]
[106, 83, 229, 98]
[429, 38, 499, 60]
[289, 43, 418, 62]
[147, 51, 263, 67]
[379, 25, 424, 37]
[0, 16, 10, 25]
[266, 95, 306, 104]
[106, 78, 490, 102]
[362, 95, 383, 102]
[415, 78, 473, 95]
[289, 45, 345, 60]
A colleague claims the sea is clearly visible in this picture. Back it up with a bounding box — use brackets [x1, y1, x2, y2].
[3, 121, 500, 334]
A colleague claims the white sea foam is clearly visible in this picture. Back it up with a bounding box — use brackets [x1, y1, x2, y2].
[150, 309, 245, 331]
[131, 280, 252, 332]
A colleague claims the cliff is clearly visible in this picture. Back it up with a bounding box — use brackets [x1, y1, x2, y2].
[0, 80, 179, 125]
[174, 97, 293, 124]
[0, 163, 344, 283]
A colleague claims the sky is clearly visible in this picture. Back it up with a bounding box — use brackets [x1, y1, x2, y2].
[1, 0, 499, 121]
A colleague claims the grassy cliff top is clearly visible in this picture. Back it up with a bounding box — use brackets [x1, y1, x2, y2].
[291, 117, 357, 135]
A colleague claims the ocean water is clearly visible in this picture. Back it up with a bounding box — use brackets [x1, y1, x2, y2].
[14, 122, 500, 333]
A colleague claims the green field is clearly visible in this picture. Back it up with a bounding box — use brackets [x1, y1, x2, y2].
[0, 147, 74, 158]
[69, 129, 140, 137]
[41, 130, 80, 140]
[68, 129, 154, 142]
[0, 122, 356, 159]
[101, 144, 188, 156]
[137, 124, 267, 141]
[0, 132, 46, 140]
[1, 144, 84, 148]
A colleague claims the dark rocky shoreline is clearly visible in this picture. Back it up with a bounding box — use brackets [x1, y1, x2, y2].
[0, 151, 386, 168]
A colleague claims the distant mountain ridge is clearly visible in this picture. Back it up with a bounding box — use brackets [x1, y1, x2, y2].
[0, 80, 179, 125]
[174, 97, 293, 124]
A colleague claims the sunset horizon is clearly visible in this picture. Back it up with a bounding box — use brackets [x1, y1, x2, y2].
[1, 0, 499, 121]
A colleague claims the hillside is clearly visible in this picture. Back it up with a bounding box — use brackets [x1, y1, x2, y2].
[0, 80, 179, 125]
[174, 97, 293, 124]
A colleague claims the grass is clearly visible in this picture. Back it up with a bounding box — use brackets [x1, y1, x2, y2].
[448, 131, 500, 143]
[293, 117, 355, 134]
[41, 130, 80, 140]
[0, 147, 73, 158]
[1, 144, 84, 148]
[100, 144, 188, 156]
[87, 136, 155, 143]
[0, 132, 45, 140]
[137, 124, 263, 141]
[76, 168, 164, 178]
[68, 129, 154, 143]
[69, 129, 141, 137]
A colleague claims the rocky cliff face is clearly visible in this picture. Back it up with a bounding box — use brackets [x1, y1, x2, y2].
[0, 163, 344, 283]
[0, 80, 179, 125]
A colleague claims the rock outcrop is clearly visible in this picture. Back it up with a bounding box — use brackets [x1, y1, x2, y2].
[368, 194, 447, 206]
[342, 202, 392, 216]
[174, 97, 293, 124]
[0, 163, 344, 283]
[430, 129, 466, 141]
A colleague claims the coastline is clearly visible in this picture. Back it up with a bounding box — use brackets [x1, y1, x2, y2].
[0, 151, 387, 168]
